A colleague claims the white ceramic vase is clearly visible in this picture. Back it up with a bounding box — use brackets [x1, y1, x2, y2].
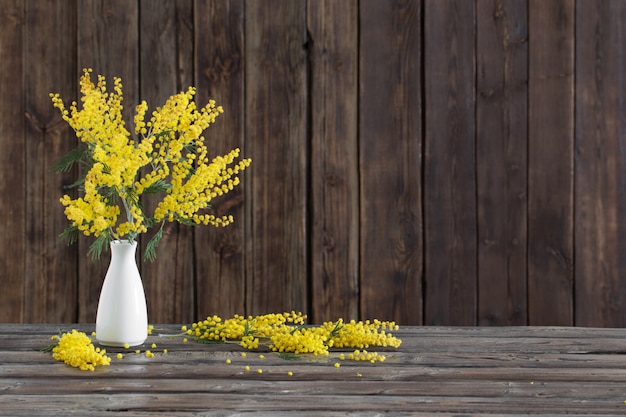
[96, 239, 148, 347]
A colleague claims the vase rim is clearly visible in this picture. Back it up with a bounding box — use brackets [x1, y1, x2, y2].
[111, 239, 137, 246]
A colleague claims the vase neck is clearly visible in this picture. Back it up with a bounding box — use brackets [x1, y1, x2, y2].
[110, 240, 138, 260]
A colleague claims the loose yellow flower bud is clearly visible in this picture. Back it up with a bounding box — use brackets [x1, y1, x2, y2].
[51, 330, 111, 371]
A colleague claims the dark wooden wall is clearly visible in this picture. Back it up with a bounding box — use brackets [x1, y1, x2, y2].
[1, 0, 625, 326]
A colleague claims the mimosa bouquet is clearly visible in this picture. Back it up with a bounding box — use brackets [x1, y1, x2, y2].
[50, 69, 251, 261]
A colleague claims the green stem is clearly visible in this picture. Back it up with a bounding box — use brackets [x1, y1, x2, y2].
[121, 195, 133, 223]
[120, 193, 137, 242]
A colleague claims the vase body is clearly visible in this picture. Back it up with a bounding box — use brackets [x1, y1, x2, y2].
[96, 240, 148, 347]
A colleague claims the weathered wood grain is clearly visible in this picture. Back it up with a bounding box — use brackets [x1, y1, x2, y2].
[23, 0, 78, 323]
[423, 0, 477, 325]
[2, 325, 626, 415]
[359, 0, 423, 324]
[194, 0, 247, 319]
[138, 0, 195, 324]
[308, 0, 360, 322]
[0, 0, 26, 322]
[2, 1, 626, 328]
[476, 0, 528, 325]
[574, 0, 626, 327]
[244, 0, 308, 315]
[527, 0, 575, 325]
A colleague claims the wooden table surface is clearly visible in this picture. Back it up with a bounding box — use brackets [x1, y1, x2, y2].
[2, 324, 626, 416]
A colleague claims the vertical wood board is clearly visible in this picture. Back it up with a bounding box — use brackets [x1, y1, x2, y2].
[359, 0, 423, 325]
[527, 0, 575, 326]
[574, 0, 626, 327]
[138, 0, 195, 324]
[244, 0, 308, 315]
[476, 0, 528, 325]
[308, 0, 360, 323]
[24, 0, 78, 322]
[76, 0, 139, 322]
[0, 0, 26, 322]
[423, 0, 477, 325]
[194, 0, 247, 319]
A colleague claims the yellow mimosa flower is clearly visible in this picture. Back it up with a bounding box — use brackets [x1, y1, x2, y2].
[51, 69, 251, 261]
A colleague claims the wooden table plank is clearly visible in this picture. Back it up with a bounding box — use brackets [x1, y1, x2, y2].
[1, 325, 626, 416]
[1, 392, 626, 415]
